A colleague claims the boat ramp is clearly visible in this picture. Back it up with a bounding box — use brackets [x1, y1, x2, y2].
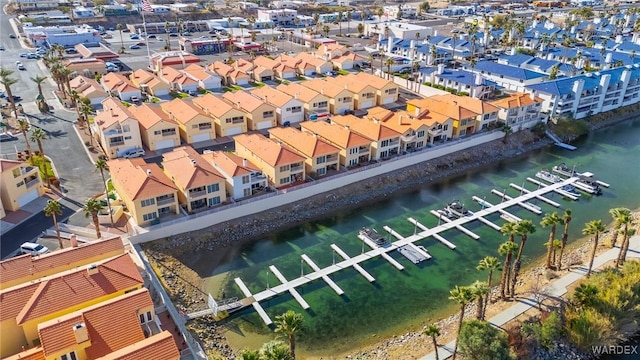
[191, 173, 609, 325]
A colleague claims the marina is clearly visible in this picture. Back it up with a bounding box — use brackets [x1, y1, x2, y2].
[200, 173, 612, 325]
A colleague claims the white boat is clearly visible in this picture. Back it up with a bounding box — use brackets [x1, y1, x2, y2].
[359, 227, 390, 247]
[552, 163, 576, 177]
[560, 185, 581, 197]
[445, 200, 472, 218]
[535, 169, 562, 184]
[576, 176, 603, 195]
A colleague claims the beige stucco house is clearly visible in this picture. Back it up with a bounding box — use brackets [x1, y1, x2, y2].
[93, 98, 144, 159]
[128, 103, 181, 152]
[0, 159, 45, 212]
[222, 90, 277, 131]
[160, 99, 216, 144]
[193, 94, 248, 137]
[268, 127, 340, 177]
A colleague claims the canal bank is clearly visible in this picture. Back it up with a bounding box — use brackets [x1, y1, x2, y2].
[144, 118, 640, 358]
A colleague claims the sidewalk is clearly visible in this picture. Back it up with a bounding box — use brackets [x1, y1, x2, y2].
[420, 236, 640, 360]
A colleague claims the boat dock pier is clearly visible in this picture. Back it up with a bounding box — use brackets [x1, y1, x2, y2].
[580, 172, 610, 188]
[509, 183, 567, 204]
[209, 175, 609, 326]
[490, 189, 542, 215]
[427, 210, 480, 240]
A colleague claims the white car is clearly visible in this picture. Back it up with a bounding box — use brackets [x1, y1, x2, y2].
[121, 148, 145, 158]
[20, 242, 50, 256]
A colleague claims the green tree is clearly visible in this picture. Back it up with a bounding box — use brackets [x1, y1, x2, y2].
[376, 7, 384, 20]
[477, 256, 501, 318]
[419, 1, 430, 13]
[346, 10, 352, 34]
[0, 68, 19, 118]
[572, 283, 598, 309]
[582, 219, 605, 278]
[540, 212, 562, 269]
[17, 119, 33, 155]
[259, 341, 292, 360]
[522, 311, 563, 350]
[549, 64, 559, 80]
[609, 207, 631, 248]
[83, 197, 104, 239]
[498, 241, 518, 300]
[357, 23, 364, 36]
[615, 211, 634, 267]
[117, 24, 125, 54]
[31, 75, 48, 110]
[557, 209, 572, 270]
[511, 220, 536, 297]
[471, 281, 490, 320]
[29, 127, 47, 158]
[384, 58, 395, 79]
[274, 310, 303, 360]
[423, 324, 441, 360]
[322, 25, 330, 38]
[458, 319, 513, 360]
[95, 158, 114, 226]
[44, 200, 64, 249]
[501, 124, 512, 143]
[449, 285, 475, 360]
[240, 349, 261, 360]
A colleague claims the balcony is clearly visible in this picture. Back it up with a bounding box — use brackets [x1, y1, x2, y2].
[162, 130, 176, 137]
[325, 154, 339, 163]
[387, 139, 400, 147]
[290, 164, 303, 172]
[198, 124, 212, 130]
[401, 134, 416, 143]
[156, 196, 175, 206]
[109, 140, 125, 146]
[189, 189, 207, 198]
[25, 177, 40, 188]
[104, 128, 125, 136]
[358, 147, 369, 154]
[428, 128, 442, 136]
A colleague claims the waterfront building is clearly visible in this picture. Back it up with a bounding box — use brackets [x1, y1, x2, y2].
[463, 60, 548, 93]
[300, 78, 355, 115]
[108, 158, 180, 225]
[92, 98, 144, 159]
[406, 97, 478, 137]
[162, 147, 227, 212]
[299, 121, 372, 168]
[330, 114, 401, 160]
[490, 92, 546, 129]
[418, 65, 496, 100]
[129, 69, 171, 98]
[160, 99, 216, 144]
[268, 127, 341, 177]
[431, 94, 500, 131]
[222, 90, 278, 131]
[128, 104, 181, 152]
[0, 159, 45, 213]
[101, 72, 142, 102]
[234, 133, 306, 188]
[365, 107, 434, 152]
[0, 254, 144, 357]
[203, 151, 268, 200]
[192, 94, 248, 137]
[276, 82, 330, 121]
[250, 86, 305, 126]
[68, 76, 109, 107]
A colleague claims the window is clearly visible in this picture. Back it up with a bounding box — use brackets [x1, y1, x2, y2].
[349, 147, 358, 155]
[317, 168, 326, 175]
[290, 106, 302, 113]
[316, 156, 326, 164]
[263, 111, 274, 118]
[483, 114, 490, 120]
[460, 120, 467, 126]
[143, 212, 157, 221]
[141, 198, 155, 207]
[242, 175, 250, 184]
[124, 136, 132, 140]
[381, 139, 390, 147]
[243, 188, 251, 197]
[161, 128, 176, 136]
[416, 141, 424, 148]
[146, 311, 152, 322]
[154, 130, 161, 135]
[207, 197, 220, 206]
[443, 124, 449, 131]
[385, 88, 397, 95]
[417, 130, 425, 138]
[207, 183, 220, 193]
[279, 177, 290, 185]
[192, 124, 198, 129]
[227, 116, 244, 124]
[314, 101, 328, 108]
[348, 159, 358, 166]
[342, 97, 352, 103]
[279, 165, 290, 172]
[122, 125, 130, 132]
[139, 313, 145, 323]
[61, 352, 78, 360]
[459, 129, 467, 136]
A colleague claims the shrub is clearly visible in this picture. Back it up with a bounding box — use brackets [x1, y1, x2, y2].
[423, 82, 432, 86]
[458, 91, 469, 96]
[522, 311, 563, 350]
[458, 319, 514, 360]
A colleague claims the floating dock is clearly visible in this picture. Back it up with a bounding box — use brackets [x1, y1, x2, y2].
[490, 189, 542, 215]
[428, 210, 480, 240]
[220, 175, 608, 325]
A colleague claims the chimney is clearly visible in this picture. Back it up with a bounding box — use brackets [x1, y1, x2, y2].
[264, 95, 268, 104]
[615, 35, 622, 44]
[605, 52, 613, 64]
[475, 73, 483, 86]
[294, 93, 298, 99]
[320, 88, 324, 95]
[236, 101, 241, 109]
[437, 64, 444, 75]
[344, 125, 349, 130]
[87, 264, 99, 276]
[146, 169, 152, 176]
[70, 235, 78, 248]
[530, 91, 536, 101]
[242, 158, 248, 167]
[398, 115, 403, 125]
[190, 158, 197, 166]
[73, 323, 89, 344]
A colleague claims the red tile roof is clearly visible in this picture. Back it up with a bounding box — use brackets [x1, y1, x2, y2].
[234, 133, 305, 167]
[162, 146, 225, 189]
[300, 121, 371, 149]
[202, 151, 259, 177]
[107, 158, 178, 201]
[2, 347, 45, 360]
[331, 114, 402, 141]
[93, 331, 180, 360]
[268, 127, 340, 158]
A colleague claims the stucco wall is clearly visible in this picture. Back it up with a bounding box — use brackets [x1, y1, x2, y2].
[129, 130, 503, 244]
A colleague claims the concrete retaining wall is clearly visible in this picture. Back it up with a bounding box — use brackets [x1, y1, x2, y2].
[129, 131, 504, 244]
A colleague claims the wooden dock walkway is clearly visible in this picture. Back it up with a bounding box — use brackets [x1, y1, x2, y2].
[226, 176, 596, 325]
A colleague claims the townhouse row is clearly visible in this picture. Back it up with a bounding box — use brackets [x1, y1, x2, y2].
[91, 72, 400, 159]
[106, 92, 544, 226]
[0, 238, 181, 360]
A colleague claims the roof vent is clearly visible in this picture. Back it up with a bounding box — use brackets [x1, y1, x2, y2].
[190, 159, 197, 166]
[73, 323, 89, 344]
[146, 169, 152, 176]
[87, 264, 99, 276]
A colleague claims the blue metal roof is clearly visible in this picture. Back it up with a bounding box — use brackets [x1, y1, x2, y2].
[527, 57, 559, 71]
[419, 67, 496, 87]
[526, 74, 601, 96]
[499, 54, 534, 66]
[473, 60, 548, 80]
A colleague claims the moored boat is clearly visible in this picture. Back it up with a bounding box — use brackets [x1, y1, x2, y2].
[445, 200, 471, 218]
[359, 227, 389, 247]
[560, 184, 581, 197]
[535, 169, 562, 183]
[552, 163, 575, 177]
[576, 176, 603, 195]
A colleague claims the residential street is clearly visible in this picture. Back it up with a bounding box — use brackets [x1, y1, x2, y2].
[1, 2, 104, 258]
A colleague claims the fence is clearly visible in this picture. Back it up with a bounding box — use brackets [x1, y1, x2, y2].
[129, 130, 503, 244]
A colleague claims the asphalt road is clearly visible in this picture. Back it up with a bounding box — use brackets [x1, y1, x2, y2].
[1, 3, 104, 258]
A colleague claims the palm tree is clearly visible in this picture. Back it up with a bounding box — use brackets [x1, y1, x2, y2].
[376, 7, 384, 21]
[58, 67, 73, 98]
[501, 124, 512, 143]
[346, 10, 352, 35]
[0, 68, 19, 118]
[44, 200, 64, 249]
[240, 349, 261, 360]
[609, 207, 631, 248]
[511, 220, 536, 297]
[470, 280, 490, 320]
[498, 241, 518, 300]
[31, 75, 47, 110]
[70, 90, 81, 120]
[423, 324, 441, 360]
[615, 212, 634, 268]
[477, 256, 500, 316]
[557, 209, 572, 270]
[449, 285, 474, 360]
[274, 310, 303, 359]
[322, 25, 330, 38]
[164, 21, 172, 50]
[95, 158, 114, 226]
[116, 24, 125, 54]
[83, 197, 104, 239]
[80, 103, 94, 144]
[29, 127, 47, 158]
[384, 58, 394, 79]
[260, 341, 292, 360]
[582, 220, 605, 278]
[540, 212, 562, 269]
[573, 283, 598, 309]
[17, 119, 33, 155]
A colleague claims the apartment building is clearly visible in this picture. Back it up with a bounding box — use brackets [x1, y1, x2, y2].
[352, 72, 400, 105]
[330, 75, 378, 110]
[268, 127, 340, 177]
[366, 107, 433, 153]
[330, 114, 401, 160]
[129, 69, 171, 98]
[160, 99, 216, 144]
[431, 94, 500, 131]
[69, 76, 109, 107]
[250, 86, 305, 126]
[300, 121, 371, 168]
[203, 151, 268, 199]
[129, 103, 181, 151]
[222, 90, 278, 131]
[192, 94, 248, 136]
[101, 72, 142, 102]
[407, 97, 478, 137]
[276, 82, 330, 121]
[300, 78, 355, 115]
[490, 92, 546, 129]
[0, 159, 45, 213]
[92, 98, 144, 159]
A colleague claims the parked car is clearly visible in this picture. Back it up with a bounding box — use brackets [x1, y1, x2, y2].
[147, 34, 157, 39]
[122, 28, 131, 33]
[9, 34, 16, 39]
[20, 242, 50, 256]
[130, 96, 140, 103]
[121, 148, 145, 159]
[65, 48, 78, 54]
[0, 132, 18, 142]
[19, 52, 28, 57]
[0, 46, 4, 51]
[129, 34, 139, 40]
[169, 33, 179, 37]
[16, 61, 25, 70]
[26, 53, 40, 59]
[129, 44, 141, 49]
